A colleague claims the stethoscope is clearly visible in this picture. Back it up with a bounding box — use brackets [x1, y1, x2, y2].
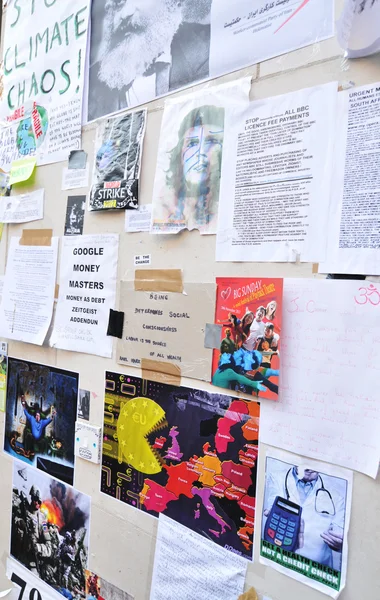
[285, 468, 336, 516]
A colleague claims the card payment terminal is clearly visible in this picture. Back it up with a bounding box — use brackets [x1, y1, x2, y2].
[264, 496, 302, 552]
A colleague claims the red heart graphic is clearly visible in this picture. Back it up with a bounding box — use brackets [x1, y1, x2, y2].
[221, 288, 231, 301]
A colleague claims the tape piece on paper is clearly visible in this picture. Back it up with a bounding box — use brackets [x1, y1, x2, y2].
[141, 359, 181, 386]
[19, 229, 53, 246]
[135, 269, 183, 293]
[107, 309, 124, 339]
[68, 150, 87, 170]
[9, 158, 36, 185]
[238, 589, 258, 600]
[204, 323, 222, 349]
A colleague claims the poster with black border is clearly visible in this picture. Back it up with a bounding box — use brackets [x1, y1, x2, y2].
[89, 109, 146, 211]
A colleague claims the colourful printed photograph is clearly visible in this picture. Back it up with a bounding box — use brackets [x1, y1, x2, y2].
[4, 358, 79, 485]
[213, 277, 283, 401]
[101, 372, 260, 560]
[11, 461, 91, 598]
[85, 570, 133, 600]
[261, 451, 350, 593]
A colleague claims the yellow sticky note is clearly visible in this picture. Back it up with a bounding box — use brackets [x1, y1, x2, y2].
[9, 157, 36, 185]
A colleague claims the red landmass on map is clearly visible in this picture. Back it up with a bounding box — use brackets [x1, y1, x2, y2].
[140, 480, 177, 513]
[239, 444, 259, 468]
[238, 494, 255, 517]
[152, 436, 167, 450]
[221, 461, 252, 491]
[163, 461, 199, 498]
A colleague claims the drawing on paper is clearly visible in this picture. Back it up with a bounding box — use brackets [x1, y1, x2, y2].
[152, 105, 225, 234]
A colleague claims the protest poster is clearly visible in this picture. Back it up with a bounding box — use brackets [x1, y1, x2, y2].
[89, 109, 147, 211]
[1, 0, 91, 165]
[50, 234, 119, 358]
[151, 79, 250, 235]
[64, 195, 85, 236]
[212, 277, 283, 401]
[4, 357, 79, 485]
[116, 280, 215, 381]
[87, 0, 333, 122]
[0, 188, 44, 224]
[11, 461, 90, 598]
[216, 83, 338, 262]
[0, 236, 58, 346]
[260, 448, 352, 598]
[319, 82, 380, 275]
[102, 372, 260, 560]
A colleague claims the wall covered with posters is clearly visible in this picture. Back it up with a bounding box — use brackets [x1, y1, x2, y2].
[0, 1, 379, 600]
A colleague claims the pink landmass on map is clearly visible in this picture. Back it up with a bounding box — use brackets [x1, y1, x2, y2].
[191, 487, 231, 534]
[215, 400, 249, 453]
[164, 426, 183, 461]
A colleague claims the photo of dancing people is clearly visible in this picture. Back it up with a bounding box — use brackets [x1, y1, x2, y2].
[212, 277, 283, 401]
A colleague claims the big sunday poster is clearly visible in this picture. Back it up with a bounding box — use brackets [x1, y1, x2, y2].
[212, 278, 283, 401]
[101, 373, 260, 560]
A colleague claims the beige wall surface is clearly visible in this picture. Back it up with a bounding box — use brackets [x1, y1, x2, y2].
[0, 1, 380, 599]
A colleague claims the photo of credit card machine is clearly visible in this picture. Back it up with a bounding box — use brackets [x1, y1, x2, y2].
[264, 496, 302, 551]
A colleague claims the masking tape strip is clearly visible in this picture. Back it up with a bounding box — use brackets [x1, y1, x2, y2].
[20, 229, 52, 246]
[134, 269, 183, 293]
[238, 588, 258, 600]
[312, 263, 319, 274]
[141, 359, 181, 386]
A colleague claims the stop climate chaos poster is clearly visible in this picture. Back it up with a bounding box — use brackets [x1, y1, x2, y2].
[101, 372, 260, 560]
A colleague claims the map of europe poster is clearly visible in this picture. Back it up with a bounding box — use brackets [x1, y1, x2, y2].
[101, 372, 260, 560]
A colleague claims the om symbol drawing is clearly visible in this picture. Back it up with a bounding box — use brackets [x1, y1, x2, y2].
[354, 284, 380, 305]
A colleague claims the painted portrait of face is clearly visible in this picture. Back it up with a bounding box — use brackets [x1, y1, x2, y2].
[181, 122, 224, 189]
[166, 105, 225, 227]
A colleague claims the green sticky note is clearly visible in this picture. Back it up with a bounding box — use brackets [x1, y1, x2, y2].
[9, 157, 37, 185]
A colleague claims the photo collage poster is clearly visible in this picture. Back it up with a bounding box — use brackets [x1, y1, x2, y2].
[213, 277, 283, 401]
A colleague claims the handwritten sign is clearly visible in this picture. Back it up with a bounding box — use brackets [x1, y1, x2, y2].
[117, 281, 215, 380]
[261, 279, 380, 478]
[1, 0, 91, 165]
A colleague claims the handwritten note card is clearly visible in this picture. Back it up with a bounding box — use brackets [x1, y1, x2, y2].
[150, 515, 247, 600]
[261, 279, 380, 478]
[117, 282, 215, 381]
